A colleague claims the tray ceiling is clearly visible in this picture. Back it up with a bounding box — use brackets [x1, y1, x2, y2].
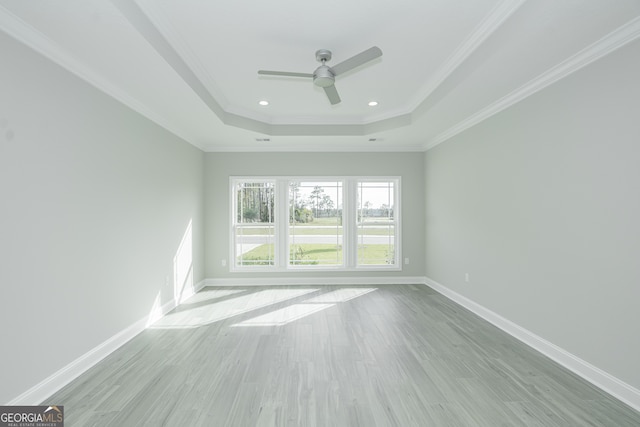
[1, 0, 639, 151]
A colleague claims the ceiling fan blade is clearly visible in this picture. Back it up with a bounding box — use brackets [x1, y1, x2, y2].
[258, 70, 313, 78]
[323, 84, 341, 105]
[331, 46, 382, 76]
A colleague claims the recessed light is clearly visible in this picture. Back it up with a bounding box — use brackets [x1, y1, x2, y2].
[368, 101, 378, 107]
[258, 100, 269, 106]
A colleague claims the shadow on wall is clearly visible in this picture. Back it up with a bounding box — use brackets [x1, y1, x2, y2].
[173, 219, 194, 304]
[146, 219, 194, 327]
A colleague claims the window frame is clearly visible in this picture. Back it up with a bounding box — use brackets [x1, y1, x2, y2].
[355, 178, 401, 269]
[288, 179, 345, 270]
[230, 176, 401, 272]
[230, 178, 277, 269]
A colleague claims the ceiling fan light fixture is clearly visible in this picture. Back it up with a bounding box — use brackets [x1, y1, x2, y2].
[257, 46, 383, 106]
[313, 66, 335, 88]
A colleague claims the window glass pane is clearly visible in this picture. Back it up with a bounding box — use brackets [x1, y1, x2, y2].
[357, 181, 396, 265]
[235, 182, 275, 266]
[289, 181, 343, 266]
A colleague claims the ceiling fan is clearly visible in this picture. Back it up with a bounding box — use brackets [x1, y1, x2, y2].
[258, 46, 383, 105]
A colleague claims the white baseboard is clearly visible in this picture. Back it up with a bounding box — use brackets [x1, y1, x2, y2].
[424, 277, 640, 413]
[11, 277, 638, 413]
[204, 276, 426, 287]
[6, 280, 206, 406]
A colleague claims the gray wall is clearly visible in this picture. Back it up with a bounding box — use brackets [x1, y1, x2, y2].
[425, 39, 640, 389]
[0, 33, 204, 403]
[205, 152, 425, 279]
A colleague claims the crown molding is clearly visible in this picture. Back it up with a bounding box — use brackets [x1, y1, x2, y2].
[424, 15, 640, 151]
[0, 4, 205, 150]
[134, 0, 230, 111]
[204, 142, 426, 153]
[408, 0, 527, 117]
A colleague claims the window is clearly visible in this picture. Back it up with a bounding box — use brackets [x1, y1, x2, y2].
[289, 181, 343, 267]
[357, 181, 396, 266]
[231, 177, 400, 271]
[233, 180, 275, 267]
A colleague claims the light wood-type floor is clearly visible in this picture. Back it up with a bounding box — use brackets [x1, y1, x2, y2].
[45, 285, 640, 426]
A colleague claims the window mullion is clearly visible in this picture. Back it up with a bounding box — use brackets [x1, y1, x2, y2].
[276, 179, 289, 269]
[343, 179, 356, 268]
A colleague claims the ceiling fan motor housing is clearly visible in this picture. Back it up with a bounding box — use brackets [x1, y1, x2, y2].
[313, 66, 335, 87]
[315, 49, 332, 62]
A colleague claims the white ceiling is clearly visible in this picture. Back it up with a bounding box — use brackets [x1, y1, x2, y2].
[1, 0, 640, 152]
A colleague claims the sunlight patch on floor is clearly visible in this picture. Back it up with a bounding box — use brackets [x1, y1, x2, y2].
[149, 288, 319, 329]
[231, 287, 377, 327]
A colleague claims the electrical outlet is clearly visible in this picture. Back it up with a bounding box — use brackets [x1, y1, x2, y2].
[404, 257, 410, 265]
[221, 259, 227, 267]
[465, 273, 470, 283]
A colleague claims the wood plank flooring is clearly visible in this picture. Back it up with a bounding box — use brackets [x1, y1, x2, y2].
[45, 285, 640, 426]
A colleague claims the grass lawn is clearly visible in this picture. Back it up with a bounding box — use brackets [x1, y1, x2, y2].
[357, 244, 395, 264]
[239, 244, 395, 265]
